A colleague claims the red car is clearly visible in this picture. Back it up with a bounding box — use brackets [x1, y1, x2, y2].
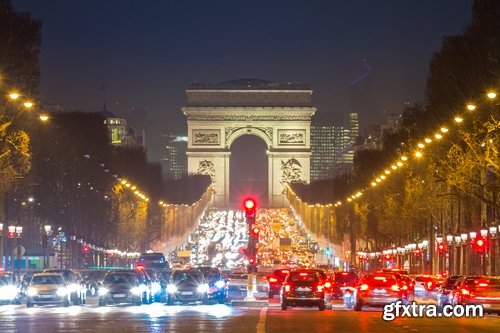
[451, 275, 500, 314]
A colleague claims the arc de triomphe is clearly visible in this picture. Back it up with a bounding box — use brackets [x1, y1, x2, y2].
[182, 79, 316, 208]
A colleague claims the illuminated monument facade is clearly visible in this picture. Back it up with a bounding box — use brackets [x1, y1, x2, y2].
[182, 79, 316, 208]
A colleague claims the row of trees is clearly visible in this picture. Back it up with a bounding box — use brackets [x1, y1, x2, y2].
[291, 0, 499, 254]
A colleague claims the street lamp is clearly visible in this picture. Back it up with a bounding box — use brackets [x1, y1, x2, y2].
[43, 225, 52, 269]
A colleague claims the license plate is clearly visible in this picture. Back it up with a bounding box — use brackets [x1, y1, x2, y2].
[373, 289, 386, 294]
[39, 295, 54, 298]
[113, 294, 126, 298]
[181, 291, 193, 295]
[296, 287, 311, 292]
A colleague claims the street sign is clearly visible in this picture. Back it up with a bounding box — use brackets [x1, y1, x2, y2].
[13, 245, 25, 257]
[403, 260, 410, 271]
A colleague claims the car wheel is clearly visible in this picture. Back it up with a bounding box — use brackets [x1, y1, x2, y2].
[326, 302, 332, 310]
[354, 300, 362, 311]
[269, 292, 274, 299]
[142, 293, 149, 304]
[98, 299, 106, 307]
[201, 294, 209, 305]
[26, 302, 33, 308]
[318, 302, 325, 311]
[64, 299, 70, 307]
[167, 297, 173, 306]
[281, 300, 287, 310]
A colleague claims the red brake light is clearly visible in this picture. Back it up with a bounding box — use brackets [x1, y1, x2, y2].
[478, 283, 488, 287]
[359, 284, 369, 291]
[317, 284, 324, 292]
[269, 277, 278, 283]
[299, 273, 309, 277]
[402, 285, 408, 290]
[284, 284, 291, 292]
[427, 281, 433, 289]
[374, 276, 386, 281]
[391, 284, 400, 292]
[461, 288, 470, 295]
[324, 282, 331, 288]
[342, 272, 348, 275]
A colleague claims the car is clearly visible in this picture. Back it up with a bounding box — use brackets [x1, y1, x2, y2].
[43, 269, 86, 305]
[281, 269, 326, 311]
[266, 268, 290, 298]
[331, 271, 359, 299]
[436, 275, 464, 311]
[98, 271, 145, 306]
[0, 273, 21, 304]
[450, 275, 500, 313]
[353, 272, 408, 311]
[26, 273, 71, 308]
[197, 266, 226, 303]
[158, 270, 174, 302]
[413, 275, 437, 298]
[19, 270, 42, 299]
[112, 269, 153, 304]
[166, 269, 209, 305]
[224, 270, 269, 302]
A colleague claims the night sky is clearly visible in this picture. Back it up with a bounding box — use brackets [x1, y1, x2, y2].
[13, 0, 472, 154]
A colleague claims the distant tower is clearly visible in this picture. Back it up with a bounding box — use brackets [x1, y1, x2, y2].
[349, 58, 372, 132]
[161, 133, 187, 180]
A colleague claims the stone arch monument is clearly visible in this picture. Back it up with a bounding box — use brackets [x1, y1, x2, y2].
[182, 79, 316, 208]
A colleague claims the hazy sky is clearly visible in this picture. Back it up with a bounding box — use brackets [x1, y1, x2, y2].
[13, 0, 472, 135]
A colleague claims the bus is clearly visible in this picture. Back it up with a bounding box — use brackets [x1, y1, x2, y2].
[136, 252, 169, 271]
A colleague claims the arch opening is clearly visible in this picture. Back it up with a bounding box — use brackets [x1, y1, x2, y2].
[229, 134, 268, 209]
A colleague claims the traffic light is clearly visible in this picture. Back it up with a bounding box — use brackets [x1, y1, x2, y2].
[243, 198, 257, 217]
[437, 242, 446, 253]
[250, 226, 260, 238]
[384, 254, 391, 261]
[81, 246, 89, 254]
[473, 237, 487, 253]
[414, 248, 421, 256]
[7, 231, 15, 239]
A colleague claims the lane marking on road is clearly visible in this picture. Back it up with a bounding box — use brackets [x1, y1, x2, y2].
[257, 307, 268, 333]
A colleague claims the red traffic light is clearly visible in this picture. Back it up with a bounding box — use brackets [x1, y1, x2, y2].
[81, 246, 89, 253]
[251, 226, 260, 237]
[384, 254, 391, 260]
[437, 243, 446, 252]
[415, 249, 421, 256]
[243, 198, 257, 216]
[7, 231, 15, 239]
[248, 256, 256, 265]
[474, 237, 487, 252]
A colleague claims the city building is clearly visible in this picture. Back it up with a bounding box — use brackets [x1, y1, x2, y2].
[310, 111, 359, 180]
[161, 133, 188, 180]
[99, 110, 138, 147]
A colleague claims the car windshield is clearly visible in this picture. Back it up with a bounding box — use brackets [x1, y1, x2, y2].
[289, 272, 318, 283]
[32, 275, 64, 285]
[104, 274, 135, 284]
[444, 277, 461, 289]
[172, 271, 203, 283]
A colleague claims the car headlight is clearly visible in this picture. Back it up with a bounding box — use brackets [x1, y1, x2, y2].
[0, 286, 18, 300]
[152, 282, 161, 294]
[167, 284, 177, 293]
[68, 283, 78, 293]
[130, 287, 142, 295]
[197, 283, 209, 293]
[215, 280, 225, 289]
[27, 287, 38, 297]
[57, 287, 68, 296]
[98, 287, 109, 296]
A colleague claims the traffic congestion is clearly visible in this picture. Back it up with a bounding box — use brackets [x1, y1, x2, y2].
[0, 208, 499, 316]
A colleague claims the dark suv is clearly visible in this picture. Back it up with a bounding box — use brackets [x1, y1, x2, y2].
[43, 269, 86, 305]
[166, 269, 208, 305]
[281, 270, 326, 311]
[98, 271, 144, 306]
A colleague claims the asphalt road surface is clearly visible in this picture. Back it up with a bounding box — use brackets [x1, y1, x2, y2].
[0, 299, 498, 333]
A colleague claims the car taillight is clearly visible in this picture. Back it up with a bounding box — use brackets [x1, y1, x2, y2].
[461, 288, 470, 295]
[359, 284, 369, 291]
[284, 284, 291, 292]
[324, 282, 331, 288]
[317, 285, 324, 292]
[427, 281, 433, 289]
[391, 284, 400, 292]
[402, 285, 408, 290]
[269, 277, 278, 283]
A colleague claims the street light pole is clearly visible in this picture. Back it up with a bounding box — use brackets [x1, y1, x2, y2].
[15, 226, 23, 282]
[43, 225, 52, 269]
